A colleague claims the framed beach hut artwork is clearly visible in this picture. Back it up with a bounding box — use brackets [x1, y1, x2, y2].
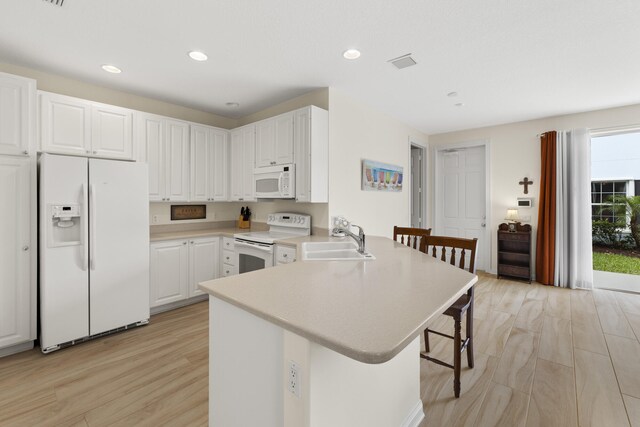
[362, 159, 403, 192]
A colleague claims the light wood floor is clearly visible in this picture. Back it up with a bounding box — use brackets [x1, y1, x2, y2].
[1, 274, 639, 426]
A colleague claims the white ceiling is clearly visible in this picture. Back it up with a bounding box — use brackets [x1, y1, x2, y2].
[1, 1, 639, 134]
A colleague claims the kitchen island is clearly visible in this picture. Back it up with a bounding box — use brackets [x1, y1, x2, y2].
[199, 235, 477, 427]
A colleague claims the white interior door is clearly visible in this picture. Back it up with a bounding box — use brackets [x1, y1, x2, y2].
[436, 146, 487, 271]
[89, 159, 149, 335]
[411, 146, 423, 228]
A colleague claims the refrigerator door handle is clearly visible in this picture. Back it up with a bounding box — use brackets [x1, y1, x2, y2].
[82, 183, 88, 271]
[90, 183, 97, 270]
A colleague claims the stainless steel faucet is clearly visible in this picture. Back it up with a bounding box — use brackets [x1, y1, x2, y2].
[332, 223, 366, 254]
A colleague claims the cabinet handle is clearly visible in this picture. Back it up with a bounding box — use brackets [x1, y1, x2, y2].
[22, 246, 29, 251]
[238, 198, 243, 201]
[23, 150, 28, 155]
[283, 253, 288, 258]
[183, 241, 187, 245]
[93, 150, 97, 154]
[190, 241, 194, 244]
[86, 150, 91, 154]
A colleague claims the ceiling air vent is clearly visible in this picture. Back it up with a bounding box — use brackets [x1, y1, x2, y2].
[43, 0, 65, 6]
[388, 54, 417, 70]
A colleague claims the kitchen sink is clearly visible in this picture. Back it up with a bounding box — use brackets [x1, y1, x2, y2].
[301, 242, 375, 261]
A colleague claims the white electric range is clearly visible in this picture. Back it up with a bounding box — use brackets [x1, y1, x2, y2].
[234, 213, 311, 273]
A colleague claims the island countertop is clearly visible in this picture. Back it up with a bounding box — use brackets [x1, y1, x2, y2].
[199, 235, 477, 364]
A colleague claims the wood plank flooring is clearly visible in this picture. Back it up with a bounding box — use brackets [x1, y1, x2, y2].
[420, 275, 639, 427]
[1, 274, 639, 426]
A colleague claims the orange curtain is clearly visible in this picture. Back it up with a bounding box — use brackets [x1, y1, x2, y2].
[536, 131, 557, 285]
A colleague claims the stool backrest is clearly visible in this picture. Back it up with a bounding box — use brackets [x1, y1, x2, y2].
[393, 226, 432, 250]
[419, 235, 478, 274]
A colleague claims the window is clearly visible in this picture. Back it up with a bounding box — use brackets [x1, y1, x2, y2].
[591, 180, 627, 222]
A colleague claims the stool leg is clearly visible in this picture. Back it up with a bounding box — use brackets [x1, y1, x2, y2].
[466, 307, 474, 369]
[424, 328, 430, 353]
[453, 317, 461, 398]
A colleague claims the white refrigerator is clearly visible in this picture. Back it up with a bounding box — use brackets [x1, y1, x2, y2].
[39, 153, 149, 352]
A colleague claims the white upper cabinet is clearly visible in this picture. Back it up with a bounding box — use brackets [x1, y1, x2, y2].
[211, 128, 229, 201]
[0, 73, 35, 157]
[137, 113, 165, 201]
[294, 106, 328, 203]
[0, 157, 34, 350]
[190, 124, 229, 202]
[91, 104, 133, 159]
[40, 91, 134, 160]
[164, 119, 190, 202]
[40, 92, 91, 156]
[137, 113, 190, 202]
[255, 111, 294, 167]
[230, 124, 256, 201]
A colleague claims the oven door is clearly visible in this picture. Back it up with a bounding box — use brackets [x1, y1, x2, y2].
[235, 240, 275, 274]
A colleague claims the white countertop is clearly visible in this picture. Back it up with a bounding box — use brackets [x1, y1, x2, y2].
[199, 235, 477, 364]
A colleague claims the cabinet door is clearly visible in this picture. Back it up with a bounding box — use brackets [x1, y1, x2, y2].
[255, 118, 275, 167]
[242, 125, 256, 201]
[0, 73, 35, 157]
[229, 129, 243, 201]
[211, 129, 228, 201]
[40, 93, 91, 156]
[188, 237, 220, 297]
[0, 157, 33, 348]
[137, 113, 165, 201]
[164, 119, 190, 202]
[274, 112, 294, 165]
[294, 108, 311, 202]
[149, 240, 189, 308]
[190, 124, 211, 202]
[91, 104, 133, 159]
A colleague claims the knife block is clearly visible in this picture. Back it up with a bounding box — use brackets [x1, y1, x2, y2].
[238, 216, 251, 229]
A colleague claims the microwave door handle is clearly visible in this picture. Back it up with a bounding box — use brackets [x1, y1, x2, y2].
[278, 173, 283, 194]
[235, 241, 273, 252]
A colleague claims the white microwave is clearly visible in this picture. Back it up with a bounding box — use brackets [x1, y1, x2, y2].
[254, 164, 296, 199]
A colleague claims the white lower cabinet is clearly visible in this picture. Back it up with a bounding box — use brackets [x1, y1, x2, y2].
[188, 237, 220, 297]
[150, 236, 220, 309]
[275, 244, 297, 266]
[149, 240, 189, 308]
[221, 237, 238, 276]
[0, 156, 35, 353]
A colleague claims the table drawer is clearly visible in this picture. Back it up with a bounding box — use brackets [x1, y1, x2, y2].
[498, 232, 530, 242]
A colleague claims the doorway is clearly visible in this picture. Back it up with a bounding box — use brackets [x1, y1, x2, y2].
[591, 128, 640, 293]
[410, 144, 425, 228]
[434, 143, 489, 272]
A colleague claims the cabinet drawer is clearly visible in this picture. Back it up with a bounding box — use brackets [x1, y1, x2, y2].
[222, 249, 235, 266]
[498, 232, 530, 242]
[276, 245, 297, 264]
[498, 264, 530, 278]
[221, 264, 238, 277]
[222, 237, 234, 250]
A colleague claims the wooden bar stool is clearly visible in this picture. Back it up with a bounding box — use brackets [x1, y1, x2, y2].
[393, 226, 432, 250]
[419, 235, 478, 398]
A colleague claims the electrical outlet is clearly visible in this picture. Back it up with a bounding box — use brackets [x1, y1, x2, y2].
[288, 361, 300, 397]
[152, 215, 159, 224]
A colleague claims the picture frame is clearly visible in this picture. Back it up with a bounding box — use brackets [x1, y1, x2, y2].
[362, 159, 403, 192]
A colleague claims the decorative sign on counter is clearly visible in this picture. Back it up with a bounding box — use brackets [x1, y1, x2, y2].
[362, 159, 403, 192]
[171, 205, 206, 221]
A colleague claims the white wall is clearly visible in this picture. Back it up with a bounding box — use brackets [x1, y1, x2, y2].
[429, 103, 640, 274]
[327, 89, 428, 237]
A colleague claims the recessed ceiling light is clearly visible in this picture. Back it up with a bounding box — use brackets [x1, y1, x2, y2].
[447, 92, 458, 97]
[343, 49, 361, 60]
[101, 64, 122, 74]
[188, 51, 208, 61]
[455, 102, 465, 107]
[225, 102, 240, 108]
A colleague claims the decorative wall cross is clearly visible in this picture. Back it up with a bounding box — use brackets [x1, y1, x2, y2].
[519, 177, 533, 194]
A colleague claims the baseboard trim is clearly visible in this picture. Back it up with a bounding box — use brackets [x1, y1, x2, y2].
[401, 400, 425, 427]
[150, 294, 208, 315]
[0, 341, 34, 358]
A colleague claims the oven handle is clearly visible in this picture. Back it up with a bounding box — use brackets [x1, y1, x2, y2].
[235, 240, 273, 252]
